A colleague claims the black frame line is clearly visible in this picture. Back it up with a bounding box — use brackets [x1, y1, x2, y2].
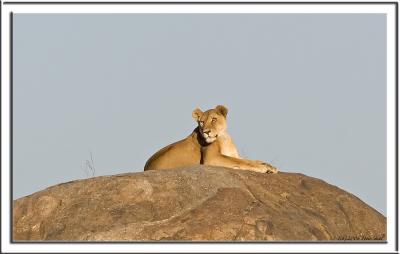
[1, 1, 398, 4]
[10, 240, 390, 243]
[4, 1, 398, 252]
[9, 9, 14, 250]
[0, 0, 2, 250]
[395, 1, 399, 252]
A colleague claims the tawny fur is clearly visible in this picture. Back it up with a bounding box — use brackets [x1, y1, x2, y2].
[144, 105, 277, 174]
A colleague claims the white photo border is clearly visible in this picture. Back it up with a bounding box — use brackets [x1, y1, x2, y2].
[1, 1, 397, 253]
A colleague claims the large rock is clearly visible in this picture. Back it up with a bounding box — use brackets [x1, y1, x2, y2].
[13, 166, 386, 241]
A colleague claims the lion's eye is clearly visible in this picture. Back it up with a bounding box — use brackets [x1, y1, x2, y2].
[211, 118, 217, 123]
[199, 121, 204, 126]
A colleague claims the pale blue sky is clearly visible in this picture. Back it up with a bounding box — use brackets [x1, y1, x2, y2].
[14, 14, 387, 215]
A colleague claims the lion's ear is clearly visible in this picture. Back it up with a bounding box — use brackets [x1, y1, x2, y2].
[215, 105, 228, 117]
[192, 108, 203, 121]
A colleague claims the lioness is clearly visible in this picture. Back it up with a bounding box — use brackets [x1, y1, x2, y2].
[144, 105, 278, 173]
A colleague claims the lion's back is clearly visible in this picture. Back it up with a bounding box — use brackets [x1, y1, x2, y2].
[144, 135, 201, 171]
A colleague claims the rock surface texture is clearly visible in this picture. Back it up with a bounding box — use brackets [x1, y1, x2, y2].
[13, 166, 386, 241]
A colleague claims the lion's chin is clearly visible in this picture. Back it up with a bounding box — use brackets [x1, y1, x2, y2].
[204, 136, 217, 143]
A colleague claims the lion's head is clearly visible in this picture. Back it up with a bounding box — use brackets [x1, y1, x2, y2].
[192, 105, 228, 143]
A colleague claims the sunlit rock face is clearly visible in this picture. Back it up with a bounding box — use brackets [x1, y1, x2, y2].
[13, 165, 386, 241]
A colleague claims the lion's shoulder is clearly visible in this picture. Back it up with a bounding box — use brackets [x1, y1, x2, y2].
[217, 134, 240, 158]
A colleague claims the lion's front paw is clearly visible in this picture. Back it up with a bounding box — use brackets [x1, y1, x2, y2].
[265, 165, 278, 174]
[255, 161, 278, 174]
